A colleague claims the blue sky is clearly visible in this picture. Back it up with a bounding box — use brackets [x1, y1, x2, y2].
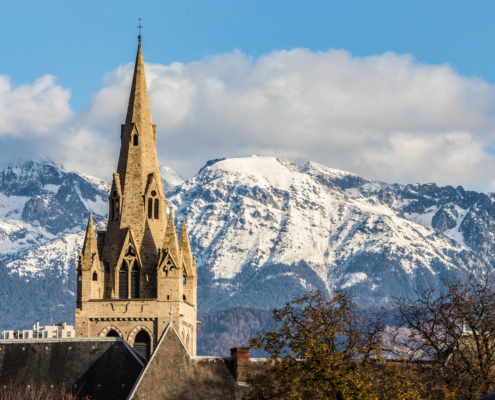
[3, 0, 495, 110]
[2, 0, 495, 190]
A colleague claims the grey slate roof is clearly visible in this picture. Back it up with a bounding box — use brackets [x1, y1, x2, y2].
[0, 338, 144, 400]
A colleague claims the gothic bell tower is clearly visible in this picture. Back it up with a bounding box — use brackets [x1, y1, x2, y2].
[75, 35, 198, 358]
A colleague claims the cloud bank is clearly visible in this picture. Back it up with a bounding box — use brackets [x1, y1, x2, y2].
[1, 48, 495, 190]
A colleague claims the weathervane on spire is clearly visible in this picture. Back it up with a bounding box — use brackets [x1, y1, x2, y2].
[137, 18, 143, 41]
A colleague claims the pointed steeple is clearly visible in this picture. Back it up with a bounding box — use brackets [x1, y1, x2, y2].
[81, 214, 99, 270]
[82, 214, 97, 255]
[163, 209, 179, 262]
[125, 39, 153, 129]
[179, 220, 194, 274]
[179, 220, 191, 251]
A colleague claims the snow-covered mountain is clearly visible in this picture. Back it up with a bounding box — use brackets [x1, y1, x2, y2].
[168, 156, 486, 310]
[0, 158, 109, 268]
[0, 155, 494, 330]
[160, 166, 185, 192]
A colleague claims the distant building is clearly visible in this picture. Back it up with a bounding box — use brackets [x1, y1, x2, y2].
[1, 321, 75, 340]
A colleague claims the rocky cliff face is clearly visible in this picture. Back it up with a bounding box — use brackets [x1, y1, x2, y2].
[0, 155, 494, 332]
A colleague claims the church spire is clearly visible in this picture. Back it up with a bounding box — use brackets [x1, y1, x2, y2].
[125, 38, 152, 129]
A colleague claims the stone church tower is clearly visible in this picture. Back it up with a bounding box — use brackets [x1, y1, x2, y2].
[75, 37, 198, 359]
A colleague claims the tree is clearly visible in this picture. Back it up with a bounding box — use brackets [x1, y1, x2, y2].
[392, 273, 495, 400]
[245, 290, 421, 400]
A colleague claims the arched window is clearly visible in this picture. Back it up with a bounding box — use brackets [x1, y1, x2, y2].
[133, 134, 138, 146]
[106, 329, 119, 337]
[92, 271, 98, 281]
[154, 199, 159, 219]
[131, 264, 140, 299]
[183, 276, 186, 285]
[119, 264, 128, 299]
[148, 198, 153, 219]
[183, 295, 186, 301]
[133, 330, 151, 360]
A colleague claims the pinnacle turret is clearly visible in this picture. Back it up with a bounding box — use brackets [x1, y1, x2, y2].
[179, 220, 193, 269]
[81, 214, 98, 262]
[163, 209, 179, 262]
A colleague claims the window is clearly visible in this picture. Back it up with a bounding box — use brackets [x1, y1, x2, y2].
[148, 198, 153, 219]
[133, 330, 151, 360]
[167, 295, 169, 300]
[67, 332, 71, 337]
[151, 190, 156, 197]
[58, 331, 62, 338]
[183, 295, 186, 301]
[38, 333, 42, 338]
[131, 265, 140, 299]
[92, 271, 98, 281]
[78, 274, 82, 282]
[154, 199, 159, 219]
[133, 134, 138, 146]
[183, 276, 186, 285]
[52, 332, 56, 338]
[119, 264, 129, 299]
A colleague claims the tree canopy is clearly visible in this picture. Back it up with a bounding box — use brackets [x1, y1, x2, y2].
[245, 290, 420, 400]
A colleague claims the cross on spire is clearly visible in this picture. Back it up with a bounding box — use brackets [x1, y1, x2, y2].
[137, 18, 143, 41]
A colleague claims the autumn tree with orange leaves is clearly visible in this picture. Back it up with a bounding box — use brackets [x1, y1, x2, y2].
[244, 290, 422, 400]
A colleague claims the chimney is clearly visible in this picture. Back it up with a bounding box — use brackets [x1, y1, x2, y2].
[230, 347, 249, 384]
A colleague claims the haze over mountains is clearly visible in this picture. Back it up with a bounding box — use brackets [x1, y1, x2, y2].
[0, 155, 493, 353]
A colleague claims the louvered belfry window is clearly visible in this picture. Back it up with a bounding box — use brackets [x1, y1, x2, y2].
[131, 264, 140, 299]
[119, 264, 128, 299]
[148, 198, 153, 219]
[133, 330, 151, 360]
[154, 198, 159, 219]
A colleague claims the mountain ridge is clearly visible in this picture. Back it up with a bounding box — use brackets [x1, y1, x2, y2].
[0, 155, 493, 337]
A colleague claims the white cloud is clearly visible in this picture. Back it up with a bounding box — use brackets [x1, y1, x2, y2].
[0, 75, 73, 136]
[2, 48, 495, 191]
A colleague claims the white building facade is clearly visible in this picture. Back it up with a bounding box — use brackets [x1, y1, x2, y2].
[1, 321, 75, 340]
